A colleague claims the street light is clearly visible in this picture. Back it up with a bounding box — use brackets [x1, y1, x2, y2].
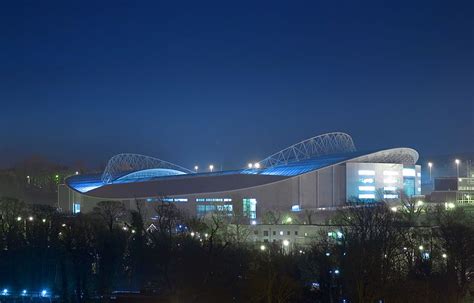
[194, 165, 199, 172]
[283, 239, 290, 247]
[248, 163, 253, 169]
[428, 162, 433, 181]
[254, 163, 260, 169]
[455, 159, 460, 177]
[209, 165, 214, 172]
[260, 245, 266, 251]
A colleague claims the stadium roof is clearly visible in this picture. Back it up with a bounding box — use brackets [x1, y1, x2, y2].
[66, 146, 419, 197]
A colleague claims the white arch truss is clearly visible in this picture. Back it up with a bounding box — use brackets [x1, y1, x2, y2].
[102, 153, 193, 183]
[258, 132, 356, 168]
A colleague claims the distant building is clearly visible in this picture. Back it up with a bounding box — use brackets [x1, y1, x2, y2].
[58, 132, 421, 223]
[429, 163, 474, 205]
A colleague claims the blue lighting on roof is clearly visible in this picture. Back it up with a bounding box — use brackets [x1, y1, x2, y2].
[66, 150, 377, 193]
[114, 168, 186, 183]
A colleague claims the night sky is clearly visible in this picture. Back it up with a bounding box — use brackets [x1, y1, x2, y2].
[1, 1, 473, 169]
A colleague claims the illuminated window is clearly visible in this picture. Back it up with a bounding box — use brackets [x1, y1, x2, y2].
[73, 203, 80, 214]
[162, 198, 188, 202]
[383, 186, 397, 191]
[358, 186, 375, 191]
[216, 204, 233, 212]
[196, 198, 232, 202]
[402, 168, 416, 177]
[358, 170, 375, 176]
[360, 178, 374, 184]
[291, 205, 300, 211]
[243, 198, 257, 219]
[383, 194, 398, 199]
[358, 194, 375, 199]
[383, 171, 399, 176]
[196, 205, 216, 216]
[384, 178, 398, 184]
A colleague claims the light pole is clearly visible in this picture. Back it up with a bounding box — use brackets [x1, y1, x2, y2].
[194, 165, 199, 173]
[455, 159, 460, 178]
[209, 165, 214, 172]
[428, 162, 433, 181]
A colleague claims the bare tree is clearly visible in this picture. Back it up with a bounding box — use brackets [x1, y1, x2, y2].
[93, 200, 126, 233]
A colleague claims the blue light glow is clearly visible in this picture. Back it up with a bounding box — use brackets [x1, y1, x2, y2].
[291, 205, 301, 212]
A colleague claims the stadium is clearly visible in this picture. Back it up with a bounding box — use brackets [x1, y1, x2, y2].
[58, 132, 421, 222]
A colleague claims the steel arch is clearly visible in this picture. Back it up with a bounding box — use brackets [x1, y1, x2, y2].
[102, 153, 193, 183]
[258, 132, 356, 168]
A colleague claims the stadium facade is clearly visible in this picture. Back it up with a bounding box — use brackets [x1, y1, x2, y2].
[58, 132, 421, 222]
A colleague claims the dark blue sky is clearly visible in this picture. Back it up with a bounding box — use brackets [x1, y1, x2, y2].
[0, 0, 473, 169]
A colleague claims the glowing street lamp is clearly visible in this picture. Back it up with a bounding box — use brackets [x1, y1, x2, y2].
[260, 245, 266, 251]
[248, 163, 253, 169]
[455, 159, 460, 177]
[17, 216, 22, 221]
[254, 163, 260, 169]
[283, 239, 290, 247]
[209, 165, 214, 172]
[428, 162, 433, 181]
[194, 165, 199, 172]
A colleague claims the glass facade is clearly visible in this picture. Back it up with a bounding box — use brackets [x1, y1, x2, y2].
[243, 198, 257, 219]
[347, 163, 421, 202]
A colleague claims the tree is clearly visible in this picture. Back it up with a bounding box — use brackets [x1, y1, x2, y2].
[93, 201, 126, 233]
[434, 207, 474, 301]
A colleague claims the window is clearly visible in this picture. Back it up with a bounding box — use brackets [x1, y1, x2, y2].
[243, 198, 257, 219]
[358, 186, 375, 191]
[294, 231, 298, 235]
[263, 231, 269, 236]
[279, 231, 284, 236]
[404, 178, 415, 196]
[196, 198, 232, 202]
[287, 231, 290, 235]
[383, 171, 399, 176]
[383, 178, 398, 184]
[273, 231, 276, 236]
[196, 205, 216, 216]
[358, 170, 375, 176]
[359, 194, 375, 199]
[73, 203, 80, 214]
[402, 168, 416, 177]
[359, 178, 374, 184]
[384, 194, 398, 199]
[254, 230, 258, 235]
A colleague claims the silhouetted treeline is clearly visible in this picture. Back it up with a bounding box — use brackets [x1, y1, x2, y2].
[0, 197, 473, 303]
